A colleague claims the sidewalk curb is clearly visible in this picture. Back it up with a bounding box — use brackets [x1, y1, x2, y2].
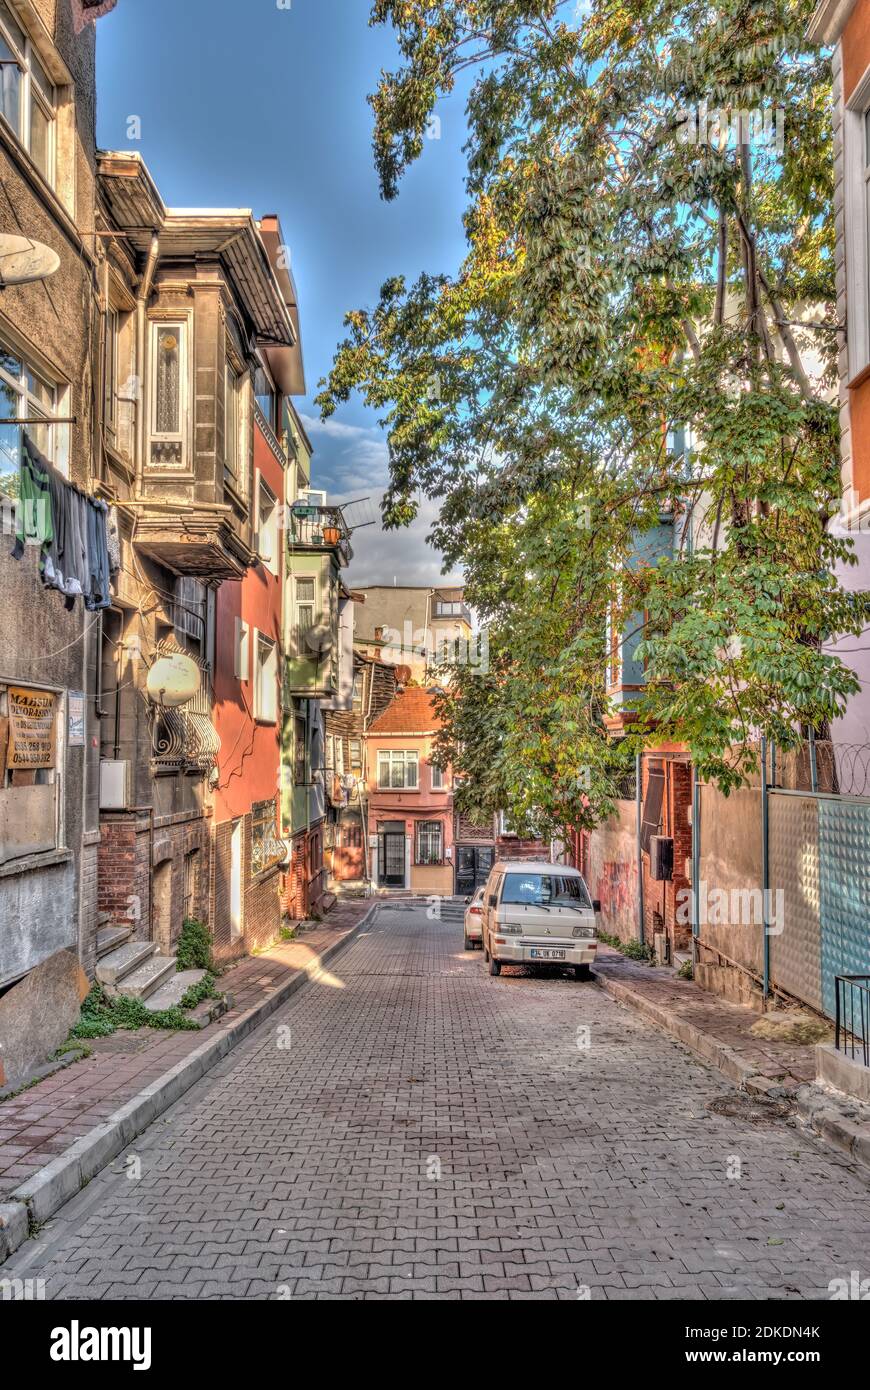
[0, 903, 378, 1266]
[592, 968, 780, 1091]
[593, 966, 870, 1176]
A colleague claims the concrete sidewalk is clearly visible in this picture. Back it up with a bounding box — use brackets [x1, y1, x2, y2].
[593, 946, 870, 1172]
[593, 947, 817, 1091]
[0, 898, 376, 1263]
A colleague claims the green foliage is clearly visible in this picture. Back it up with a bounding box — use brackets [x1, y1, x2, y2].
[71, 983, 201, 1038]
[279, 925, 298, 942]
[175, 918, 215, 973]
[179, 972, 218, 1009]
[598, 930, 656, 963]
[677, 958, 694, 980]
[317, 1, 863, 834]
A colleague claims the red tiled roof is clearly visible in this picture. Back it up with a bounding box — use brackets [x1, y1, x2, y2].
[367, 687, 442, 734]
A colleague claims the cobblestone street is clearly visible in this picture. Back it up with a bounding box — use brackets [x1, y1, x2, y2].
[6, 902, 870, 1300]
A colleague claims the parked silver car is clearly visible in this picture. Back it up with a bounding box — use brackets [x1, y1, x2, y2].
[481, 861, 600, 980]
[463, 886, 485, 950]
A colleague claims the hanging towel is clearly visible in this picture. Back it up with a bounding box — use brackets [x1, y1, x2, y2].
[10, 437, 53, 559]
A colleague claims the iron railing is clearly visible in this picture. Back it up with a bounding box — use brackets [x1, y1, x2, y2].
[835, 975, 870, 1068]
[288, 504, 353, 565]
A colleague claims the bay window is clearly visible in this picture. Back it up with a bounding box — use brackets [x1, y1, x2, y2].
[149, 322, 187, 468]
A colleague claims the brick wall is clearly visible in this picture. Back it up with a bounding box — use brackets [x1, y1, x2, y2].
[98, 810, 210, 951]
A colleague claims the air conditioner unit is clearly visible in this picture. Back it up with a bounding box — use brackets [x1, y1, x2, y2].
[100, 759, 130, 810]
[649, 835, 674, 882]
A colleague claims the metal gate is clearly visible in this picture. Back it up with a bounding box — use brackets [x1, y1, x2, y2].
[768, 790, 870, 1018]
[378, 825, 405, 887]
[455, 845, 494, 896]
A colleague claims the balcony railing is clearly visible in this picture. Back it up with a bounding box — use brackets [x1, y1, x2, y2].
[287, 504, 353, 565]
[835, 975, 870, 1069]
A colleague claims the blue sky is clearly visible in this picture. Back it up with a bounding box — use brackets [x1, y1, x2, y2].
[95, 0, 471, 584]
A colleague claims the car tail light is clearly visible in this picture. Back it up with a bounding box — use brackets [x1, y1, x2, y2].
[469, 906, 482, 916]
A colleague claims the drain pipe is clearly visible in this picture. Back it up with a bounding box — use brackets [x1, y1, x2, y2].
[635, 750, 645, 946]
[761, 736, 770, 1001]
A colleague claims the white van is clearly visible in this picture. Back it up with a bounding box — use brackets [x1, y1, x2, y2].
[481, 861, 600, 980]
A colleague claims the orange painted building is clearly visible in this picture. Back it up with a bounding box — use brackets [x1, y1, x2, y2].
[365, 687, 455, 894]
[211, 384, 289, 956]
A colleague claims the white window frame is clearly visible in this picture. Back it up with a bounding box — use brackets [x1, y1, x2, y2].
[233, 617, 250, 682]
[845, 65, 870, 380]
[0, 337, 68, 493]
[0, 2, 57, 187]
[148, 318, 190, 470]
[293, 573, 317, 650]
[349, 738, 362, 771]
[415, 819, 443, 866]
[253, 630, 278, 724]
[377, 749, 419, 790]
[255, 471, 279, 575]
[431, 763, 445, 790]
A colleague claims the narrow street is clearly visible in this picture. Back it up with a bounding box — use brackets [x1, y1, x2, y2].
[6, 902, 870, 1301]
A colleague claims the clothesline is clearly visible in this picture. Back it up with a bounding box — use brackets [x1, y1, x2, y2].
[9, 432, 118, 612]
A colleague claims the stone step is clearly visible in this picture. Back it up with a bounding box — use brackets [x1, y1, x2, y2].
[144, 969, 207, 1013]
[95, 924, 134, 959]
[113, 954, 176, 1001]
[95, 939, 155, 986]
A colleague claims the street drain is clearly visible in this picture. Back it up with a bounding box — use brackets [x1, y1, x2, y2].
[707, 1094, 791, 1122]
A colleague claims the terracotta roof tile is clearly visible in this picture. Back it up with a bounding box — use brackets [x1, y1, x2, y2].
[367, 687, 442, 734]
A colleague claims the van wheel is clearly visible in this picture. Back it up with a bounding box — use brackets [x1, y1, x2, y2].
[575, 964, 592, 981]
[489, 957, 501, 976]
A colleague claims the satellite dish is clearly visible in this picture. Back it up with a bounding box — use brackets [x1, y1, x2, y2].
[0, 235, 61, 288]
[305, 623, 334, 654]
[146, 652, 200, 708]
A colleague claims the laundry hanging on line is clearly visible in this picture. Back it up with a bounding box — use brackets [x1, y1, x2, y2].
[10, 432, 116, 612]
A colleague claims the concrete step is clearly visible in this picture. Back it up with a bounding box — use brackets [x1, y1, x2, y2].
[144, 968, 207, 1013]
[95, 939, 155, 986]
[95, 924, 134, 959]
[113, 954, 176, 1001]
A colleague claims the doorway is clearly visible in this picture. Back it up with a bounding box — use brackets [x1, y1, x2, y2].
[230, 819, 243, 940]
[378, 822, 406, 887]
[455, 844, 494, 896]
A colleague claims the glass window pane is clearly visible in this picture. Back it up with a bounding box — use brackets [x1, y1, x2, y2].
[0, 41, 21, 137]
[296, 577, 315, 603]
[30, 50, 52, 102]
[391, 756, 404, 788]
[0, 1, 24, 53]
[25, 365, 52, 406]
[155, 327, 181, 433]
[0, 348, 22, 383]
[29, 92, 50, 178]
[406, 754, 418, 788]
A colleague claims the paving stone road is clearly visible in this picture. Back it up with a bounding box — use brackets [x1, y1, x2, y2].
[5, 902, 870, 1300]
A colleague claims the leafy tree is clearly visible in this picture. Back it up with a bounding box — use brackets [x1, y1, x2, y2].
[318, 0, 868, 838]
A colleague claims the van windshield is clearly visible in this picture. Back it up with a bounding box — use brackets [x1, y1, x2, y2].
[501, 873, 592, 909]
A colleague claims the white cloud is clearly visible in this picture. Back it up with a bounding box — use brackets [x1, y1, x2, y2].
[299, 410, 460, 586]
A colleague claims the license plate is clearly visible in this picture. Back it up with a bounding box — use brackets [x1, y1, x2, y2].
[530, 948, 566, 960]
